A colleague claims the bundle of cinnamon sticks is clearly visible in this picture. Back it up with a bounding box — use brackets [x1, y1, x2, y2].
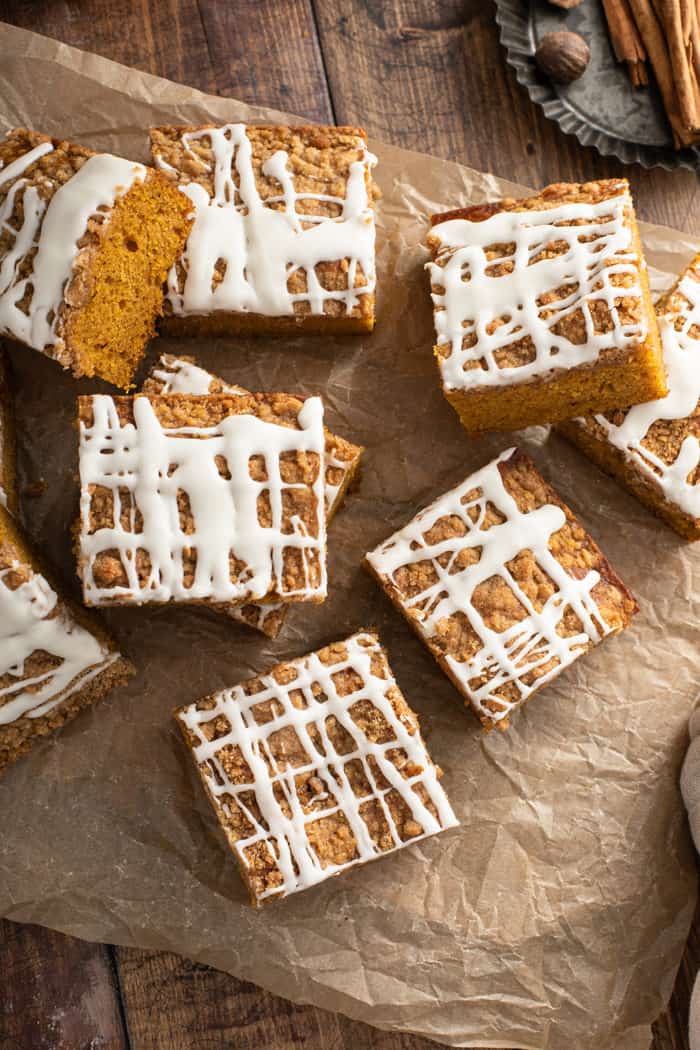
[602, 0, 700, 147]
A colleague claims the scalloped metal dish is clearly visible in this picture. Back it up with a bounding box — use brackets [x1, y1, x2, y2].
[494, 0, 700, 174]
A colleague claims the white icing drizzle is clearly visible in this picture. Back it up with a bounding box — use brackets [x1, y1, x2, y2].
[366, 448, 615, 724]
[0, 145, 146, 352]
[584, 271, 700, 518]
[0, 143, 54, 343]
[428, 191, 646, 391]
[149, 359, 285, 636]
[148, 355, 357, 634]
[0, 560, 118, 725]
[0, 141, 54, 189]
[179, 631, 458, 901]
[235, 599, 283, 636]
[79, 393, 327, 605]
[151, 358, 215, 395]
[149, 355, 355, 516]
[156, 124, 376, 319]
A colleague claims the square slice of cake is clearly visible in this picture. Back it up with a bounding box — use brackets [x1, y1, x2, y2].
[142, 354, 363, 636]
[174, 630, 458, 906]
[0, 505, 134, 773]
[77, 392, 327, 608]
[0, 348, 17, 516]
[149, 124, 377, 336]
[426, 179, 666, 434]
[0, 128, 192, 388]
[559, 252, 700, 540]
[365, 447, 637, 731]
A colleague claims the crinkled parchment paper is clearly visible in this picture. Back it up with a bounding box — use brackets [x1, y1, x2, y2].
[0, 23, 697, 1050]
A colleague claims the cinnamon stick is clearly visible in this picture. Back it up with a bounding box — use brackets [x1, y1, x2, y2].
[629, 58, 650, 83]
[602, 0, 649, 85]
[655, 0, 700, 130]
[689, 0, 700, 86]
[627, 0, 698, 144]
[682, 0, 693, 40]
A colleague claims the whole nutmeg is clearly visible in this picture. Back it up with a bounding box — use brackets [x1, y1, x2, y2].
[535, 30, 590, 83]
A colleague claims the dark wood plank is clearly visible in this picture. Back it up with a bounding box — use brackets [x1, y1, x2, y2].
[198, 0, 333, 123]
[312, 1, 473, 165]
[0, 917, 128, 1050]
[0, 0, 216, 92]
[0, 0, 332, 127]
[115, 946, 438, 1050]
[311, 0, 700, 234]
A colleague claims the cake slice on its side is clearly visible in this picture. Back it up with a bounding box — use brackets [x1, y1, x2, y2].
[76, 391, 327, 608]
[0, 128, 192, 388]
[150, 124, 377, 336]
[427, 179, 666, 434]
[0, 505, 134, 774]
[174, 630, 458, 906]
[365, 447, 638, 731]
[559, 252, 700, 540]
[142, 354, 363, 637]
[0, 349, 17, 516]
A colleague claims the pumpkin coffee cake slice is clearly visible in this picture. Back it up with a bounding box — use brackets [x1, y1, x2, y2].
[0, 127, 191, 387]
[76, 391, 327, 608]
[141, 354, 362, 636]
[175, 630, 458, 906]
[0, 505, 134, 774]
[427, 179, 665, 434]
[559, 251, 700, 539]
[366, 447, 638, 731]
[150, 123, 377, 336]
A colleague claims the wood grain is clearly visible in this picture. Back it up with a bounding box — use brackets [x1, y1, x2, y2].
[0, 918, 127, 1050]
[0, 0, 216, 93]
[197, 0, 333, 123]
[0, 0, 698, 1048]
[0, 0, 331, 127]
[115, 946, 437, 1050]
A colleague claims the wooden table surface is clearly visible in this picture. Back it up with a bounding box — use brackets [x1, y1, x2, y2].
[1, 2, 699, 1048]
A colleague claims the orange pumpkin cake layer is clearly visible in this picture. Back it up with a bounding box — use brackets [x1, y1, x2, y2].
[0, 128, 192, 388]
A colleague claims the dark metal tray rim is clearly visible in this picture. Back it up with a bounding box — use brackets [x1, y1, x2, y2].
[494, 0, 700, 175]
